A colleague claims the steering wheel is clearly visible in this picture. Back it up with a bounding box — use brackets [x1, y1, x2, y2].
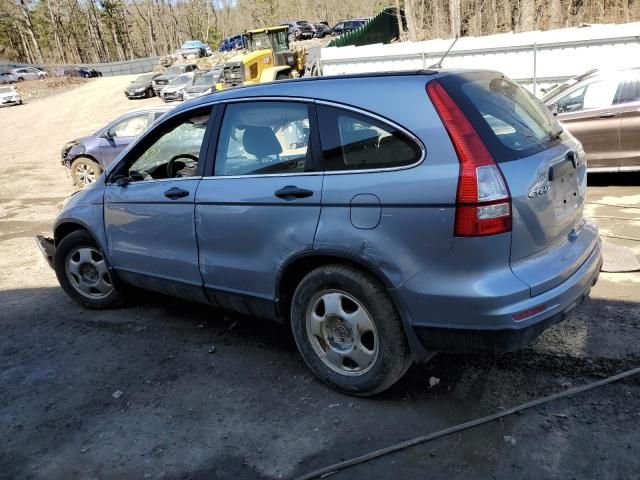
[167, 154, 198, 178]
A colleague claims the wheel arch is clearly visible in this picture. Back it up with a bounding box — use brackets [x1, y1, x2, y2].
[69, 153, 100, 166]
[54, 220, 94, 247]
[276, 250, 434, 363]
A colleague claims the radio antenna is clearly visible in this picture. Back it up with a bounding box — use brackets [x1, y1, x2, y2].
[429, 36, 460, 69]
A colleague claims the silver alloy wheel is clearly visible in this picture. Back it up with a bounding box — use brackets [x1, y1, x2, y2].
[75, 163, 97, 185]
[65, 246, 113, 299]
[305, 290, 379, 376]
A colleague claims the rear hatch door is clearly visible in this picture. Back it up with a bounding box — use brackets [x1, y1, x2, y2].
[439, 71, 598, 295]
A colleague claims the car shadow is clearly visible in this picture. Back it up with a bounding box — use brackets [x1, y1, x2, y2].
[1, 286, 639, 479]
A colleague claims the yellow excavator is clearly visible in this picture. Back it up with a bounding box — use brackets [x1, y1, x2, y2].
[215, 26, 310, 90]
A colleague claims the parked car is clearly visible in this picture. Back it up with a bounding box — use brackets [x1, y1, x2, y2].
[8, 67, 47, 81]
[50, 66, 99, 78]
[281, 21, 315, 42]
[219, 34, 246, 52]
[183, 67, 223, 101]
[60, 106, 172, 187]
[544, 67, 640, 172]
[180, 40, 207, 58]
[38, 70, 602, 396]
[77, 67, 102, 78]
[331, 20, 365, 36]
[0, 71, 17, 84]
[160, 73, 196, 102]
[124, 73, 161, 99]
[313, 22, 333, 38]
[152, 64, 198, 95]
[0, 86, 22, 106]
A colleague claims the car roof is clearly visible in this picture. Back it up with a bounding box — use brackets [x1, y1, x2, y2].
[174, 70, 449, 115]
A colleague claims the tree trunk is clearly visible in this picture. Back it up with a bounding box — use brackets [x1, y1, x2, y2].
[394, 0, 406, 41]
[405, 0, 418, 41]
[45, 0, 65, 63]
[549, 0, 562, 28]
[19, 0, 43, 63]
[450, 0, 461, 37]
[519, 0, 535, 31]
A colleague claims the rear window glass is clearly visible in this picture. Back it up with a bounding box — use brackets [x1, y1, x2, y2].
[317, 105, 422, 171]
[439, 73, 562, 162]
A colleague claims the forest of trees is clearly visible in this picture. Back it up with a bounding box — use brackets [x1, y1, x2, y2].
[0, 0, 638, 65]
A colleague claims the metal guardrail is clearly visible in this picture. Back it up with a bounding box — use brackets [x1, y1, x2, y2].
[0, 57, 160, 77]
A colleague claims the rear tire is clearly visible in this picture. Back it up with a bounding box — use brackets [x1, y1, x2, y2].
[71, 157, 103, 188]
[54, 230, 124, 310]
[291, 264, 412, 396]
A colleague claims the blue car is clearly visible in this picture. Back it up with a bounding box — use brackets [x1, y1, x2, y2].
[218, 34, 245, 52]
[61, 106, 172, 187]
[39, 71, 602, 395]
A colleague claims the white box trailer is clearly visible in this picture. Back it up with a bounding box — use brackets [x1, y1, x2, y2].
[311, 22, 640, 96]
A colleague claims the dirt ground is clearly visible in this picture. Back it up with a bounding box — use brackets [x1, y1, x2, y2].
[1, 76, 639, 480]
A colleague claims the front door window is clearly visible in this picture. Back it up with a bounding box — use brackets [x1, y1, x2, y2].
[123, 111, 210, 181]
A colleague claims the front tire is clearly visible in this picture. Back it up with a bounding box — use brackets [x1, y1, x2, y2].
[70, 157, 103, 188]
[291, 264, 412, 396]
[54, 230, 124, 309]
[276, 71, 290, 81]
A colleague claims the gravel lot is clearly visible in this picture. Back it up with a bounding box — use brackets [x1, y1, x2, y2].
[1, 76, 639, 480]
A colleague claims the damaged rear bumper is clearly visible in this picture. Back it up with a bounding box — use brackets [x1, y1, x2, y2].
[34, 235, 55, 268]
[404, 237, 603, 355]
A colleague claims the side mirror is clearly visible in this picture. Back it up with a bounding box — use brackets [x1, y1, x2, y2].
[550, 103, 559, 116]
[103, 130, 114, 140]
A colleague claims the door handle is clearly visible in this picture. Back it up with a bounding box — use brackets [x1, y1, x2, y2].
[164, 187, 189, 199]
[598, 112, 617, 118]
[274, 185, 314, 200]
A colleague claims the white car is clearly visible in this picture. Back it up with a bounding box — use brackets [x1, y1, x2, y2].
[160, 73, 195, 102]
[0, 86, 22, 106]
[9, 67, 47, 81]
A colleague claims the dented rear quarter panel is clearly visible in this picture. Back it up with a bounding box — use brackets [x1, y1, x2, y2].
[311, 76, 460, 288]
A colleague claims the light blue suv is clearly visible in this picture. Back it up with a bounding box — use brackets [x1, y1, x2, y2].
[37, 70, 603, 395]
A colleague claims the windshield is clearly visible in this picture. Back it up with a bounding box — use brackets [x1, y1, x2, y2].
[248, 32, 272, 51]
[195, 74, 214, 86]
[166, 66, 184, 75]
[134, 74, 153, 82]
[0, 87, 12, 93]
[170, 74, 191, 85]
[182, 41, 200, 48]
[541, 69, 599, 102]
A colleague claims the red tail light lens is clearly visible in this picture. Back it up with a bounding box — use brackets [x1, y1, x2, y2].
[426, 80, 511, 237]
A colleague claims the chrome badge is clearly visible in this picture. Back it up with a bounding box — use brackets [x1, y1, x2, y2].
[528, 169, 550, 198]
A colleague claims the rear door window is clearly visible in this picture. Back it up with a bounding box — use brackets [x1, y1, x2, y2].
[317, 105, 422, 171]
[214, 101, 313, 176]
[438, 72, 563, 162]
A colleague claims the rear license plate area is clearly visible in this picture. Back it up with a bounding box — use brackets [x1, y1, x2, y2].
[550, 160, 579, 219]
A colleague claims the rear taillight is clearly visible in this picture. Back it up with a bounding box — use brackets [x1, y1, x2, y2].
[426, 80, 511, 237]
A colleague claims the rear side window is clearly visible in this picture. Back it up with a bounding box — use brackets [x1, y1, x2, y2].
[615, 77, 640, 104]
[438, 72, 562, 162]
[317, 105, 422, 171]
